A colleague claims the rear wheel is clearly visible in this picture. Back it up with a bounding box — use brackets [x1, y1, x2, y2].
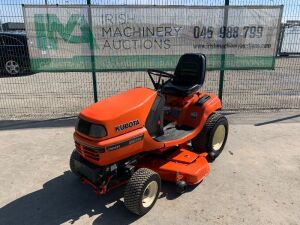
[124, 168, 161, 216]
[192, 113, 228, 162]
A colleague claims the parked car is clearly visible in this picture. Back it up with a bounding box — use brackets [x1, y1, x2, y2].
[0, 32, 31, 75]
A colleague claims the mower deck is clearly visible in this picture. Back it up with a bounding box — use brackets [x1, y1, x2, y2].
[76, 147, 210, 195]
[138, 148, 210, 185]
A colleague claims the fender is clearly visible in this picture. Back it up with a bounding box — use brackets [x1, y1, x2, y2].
[161, 93, 221, 149]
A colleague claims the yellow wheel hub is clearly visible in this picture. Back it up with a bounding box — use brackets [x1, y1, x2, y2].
[142, 181, 158, 208]
[212, 125, 226, 151]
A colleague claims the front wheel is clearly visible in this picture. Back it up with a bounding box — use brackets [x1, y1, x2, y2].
[124, 168, 161, 216]
[69, 150, 81, 176]
[192, 113, 229, 162]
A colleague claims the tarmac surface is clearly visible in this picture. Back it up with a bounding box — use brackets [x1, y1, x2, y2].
[0, 112, 299, 225]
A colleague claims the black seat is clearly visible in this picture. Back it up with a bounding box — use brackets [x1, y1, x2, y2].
[162, 54, 206, 97]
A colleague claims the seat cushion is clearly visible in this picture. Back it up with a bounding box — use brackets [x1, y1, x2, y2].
[162, 80, 200, 97]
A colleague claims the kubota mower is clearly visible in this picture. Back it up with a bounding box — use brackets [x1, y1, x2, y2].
[70, 53, 229, 215]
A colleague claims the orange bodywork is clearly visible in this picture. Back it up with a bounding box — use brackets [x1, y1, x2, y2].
[79, 87, 157, 140]
[73, 87, 221, 186]
[74, 87, 221, 166]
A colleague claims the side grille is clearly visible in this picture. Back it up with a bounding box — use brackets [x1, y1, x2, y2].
[75, 142, 100, 161]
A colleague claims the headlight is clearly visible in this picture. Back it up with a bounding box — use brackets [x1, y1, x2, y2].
[89, 123, 107, 138]
[76, 117, 107, 138]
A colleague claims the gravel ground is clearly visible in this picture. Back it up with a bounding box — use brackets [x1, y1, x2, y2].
[0, 113, 299, 225]
[0, 57, 299, 120]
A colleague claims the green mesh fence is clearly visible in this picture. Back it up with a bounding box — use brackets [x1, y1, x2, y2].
[0, 0, 299, 120]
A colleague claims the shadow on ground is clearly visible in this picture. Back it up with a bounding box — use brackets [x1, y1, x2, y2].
[0, 116, 77, 130]
[0, 171, 185, 225]
[0, 71, 35, 78]
[254, 114, 300, 126]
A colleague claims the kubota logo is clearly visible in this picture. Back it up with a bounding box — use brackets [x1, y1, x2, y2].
[115, 120, 140, 132]
[34, 14, 97, 50]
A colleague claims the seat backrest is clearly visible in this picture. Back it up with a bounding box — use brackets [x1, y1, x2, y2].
[173, 53, 206, 86]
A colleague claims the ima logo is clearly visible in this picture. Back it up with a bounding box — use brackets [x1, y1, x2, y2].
[34, 14, 98, 50]
[115, 119, 140, 132]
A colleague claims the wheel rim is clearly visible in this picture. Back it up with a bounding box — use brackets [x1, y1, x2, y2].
[142, 181, 158, 208]
[212, 124, 226, 151]
[5, 60, 20, 75]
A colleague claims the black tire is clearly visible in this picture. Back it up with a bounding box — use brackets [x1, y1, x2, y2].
[124, 168, 161, 216]
[191, 113, 229, 162]
[70, 150, 81, 176]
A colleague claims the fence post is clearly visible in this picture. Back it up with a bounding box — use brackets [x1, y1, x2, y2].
[87, 0, 98, 102]
[218, 0, 229, 101]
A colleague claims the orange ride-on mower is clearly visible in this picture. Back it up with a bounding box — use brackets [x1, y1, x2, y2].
[70, 53, 229, 215]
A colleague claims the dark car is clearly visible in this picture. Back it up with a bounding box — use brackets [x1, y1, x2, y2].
[0, 32, 31, 75]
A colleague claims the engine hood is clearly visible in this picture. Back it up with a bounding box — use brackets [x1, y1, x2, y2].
[79, 87, 157, 138]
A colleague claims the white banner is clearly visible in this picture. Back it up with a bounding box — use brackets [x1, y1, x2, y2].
[23, 5, 283, 71]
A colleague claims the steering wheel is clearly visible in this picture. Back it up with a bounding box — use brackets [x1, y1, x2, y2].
[147, 69, 174, 90]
